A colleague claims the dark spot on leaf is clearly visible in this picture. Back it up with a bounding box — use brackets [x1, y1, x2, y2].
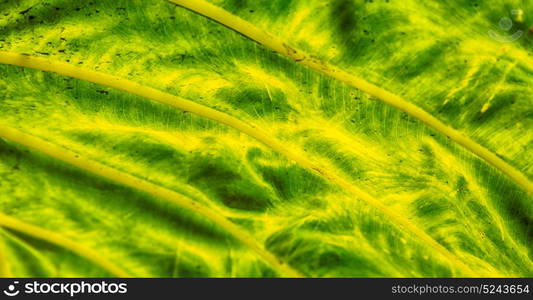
[19, 7, 33, 15]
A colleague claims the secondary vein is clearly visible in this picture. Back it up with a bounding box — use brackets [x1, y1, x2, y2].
[0, 230, 13, 277]
[0, 213, 130, 277]
[166, 0, 533, 195]
[0, 124, 303, 278]
[0, 51, 476, 276]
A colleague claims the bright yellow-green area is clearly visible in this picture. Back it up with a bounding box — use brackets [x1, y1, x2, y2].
[0, 125, 302, 277]
[0, 0, 531, 277]
[0, 52, 477, 276]
[169, 0, 533, 195]
[0, 212, 130, 277]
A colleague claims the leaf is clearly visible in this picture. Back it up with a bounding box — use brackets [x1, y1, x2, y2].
[0, 0, 531, 277]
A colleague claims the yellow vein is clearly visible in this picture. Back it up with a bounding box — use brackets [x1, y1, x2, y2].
[0, 125, 302, 278]
[0, 212, 129, 277]
[0, 230, 12, 277]
[1, 228, 57, 275]
[0, 52, 476, 276]
[167, 0, 533, 195]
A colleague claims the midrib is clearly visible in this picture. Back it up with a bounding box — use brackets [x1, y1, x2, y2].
[0, 51, 476, 276]
[166, 0, 533, 195]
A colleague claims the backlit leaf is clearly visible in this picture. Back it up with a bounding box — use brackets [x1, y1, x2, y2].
[0, 0, 531, 277]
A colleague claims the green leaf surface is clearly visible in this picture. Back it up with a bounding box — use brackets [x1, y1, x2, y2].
[0, 0, 531, 277]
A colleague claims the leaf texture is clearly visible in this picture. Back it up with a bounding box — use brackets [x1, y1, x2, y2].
[0, 0, 531, 277]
